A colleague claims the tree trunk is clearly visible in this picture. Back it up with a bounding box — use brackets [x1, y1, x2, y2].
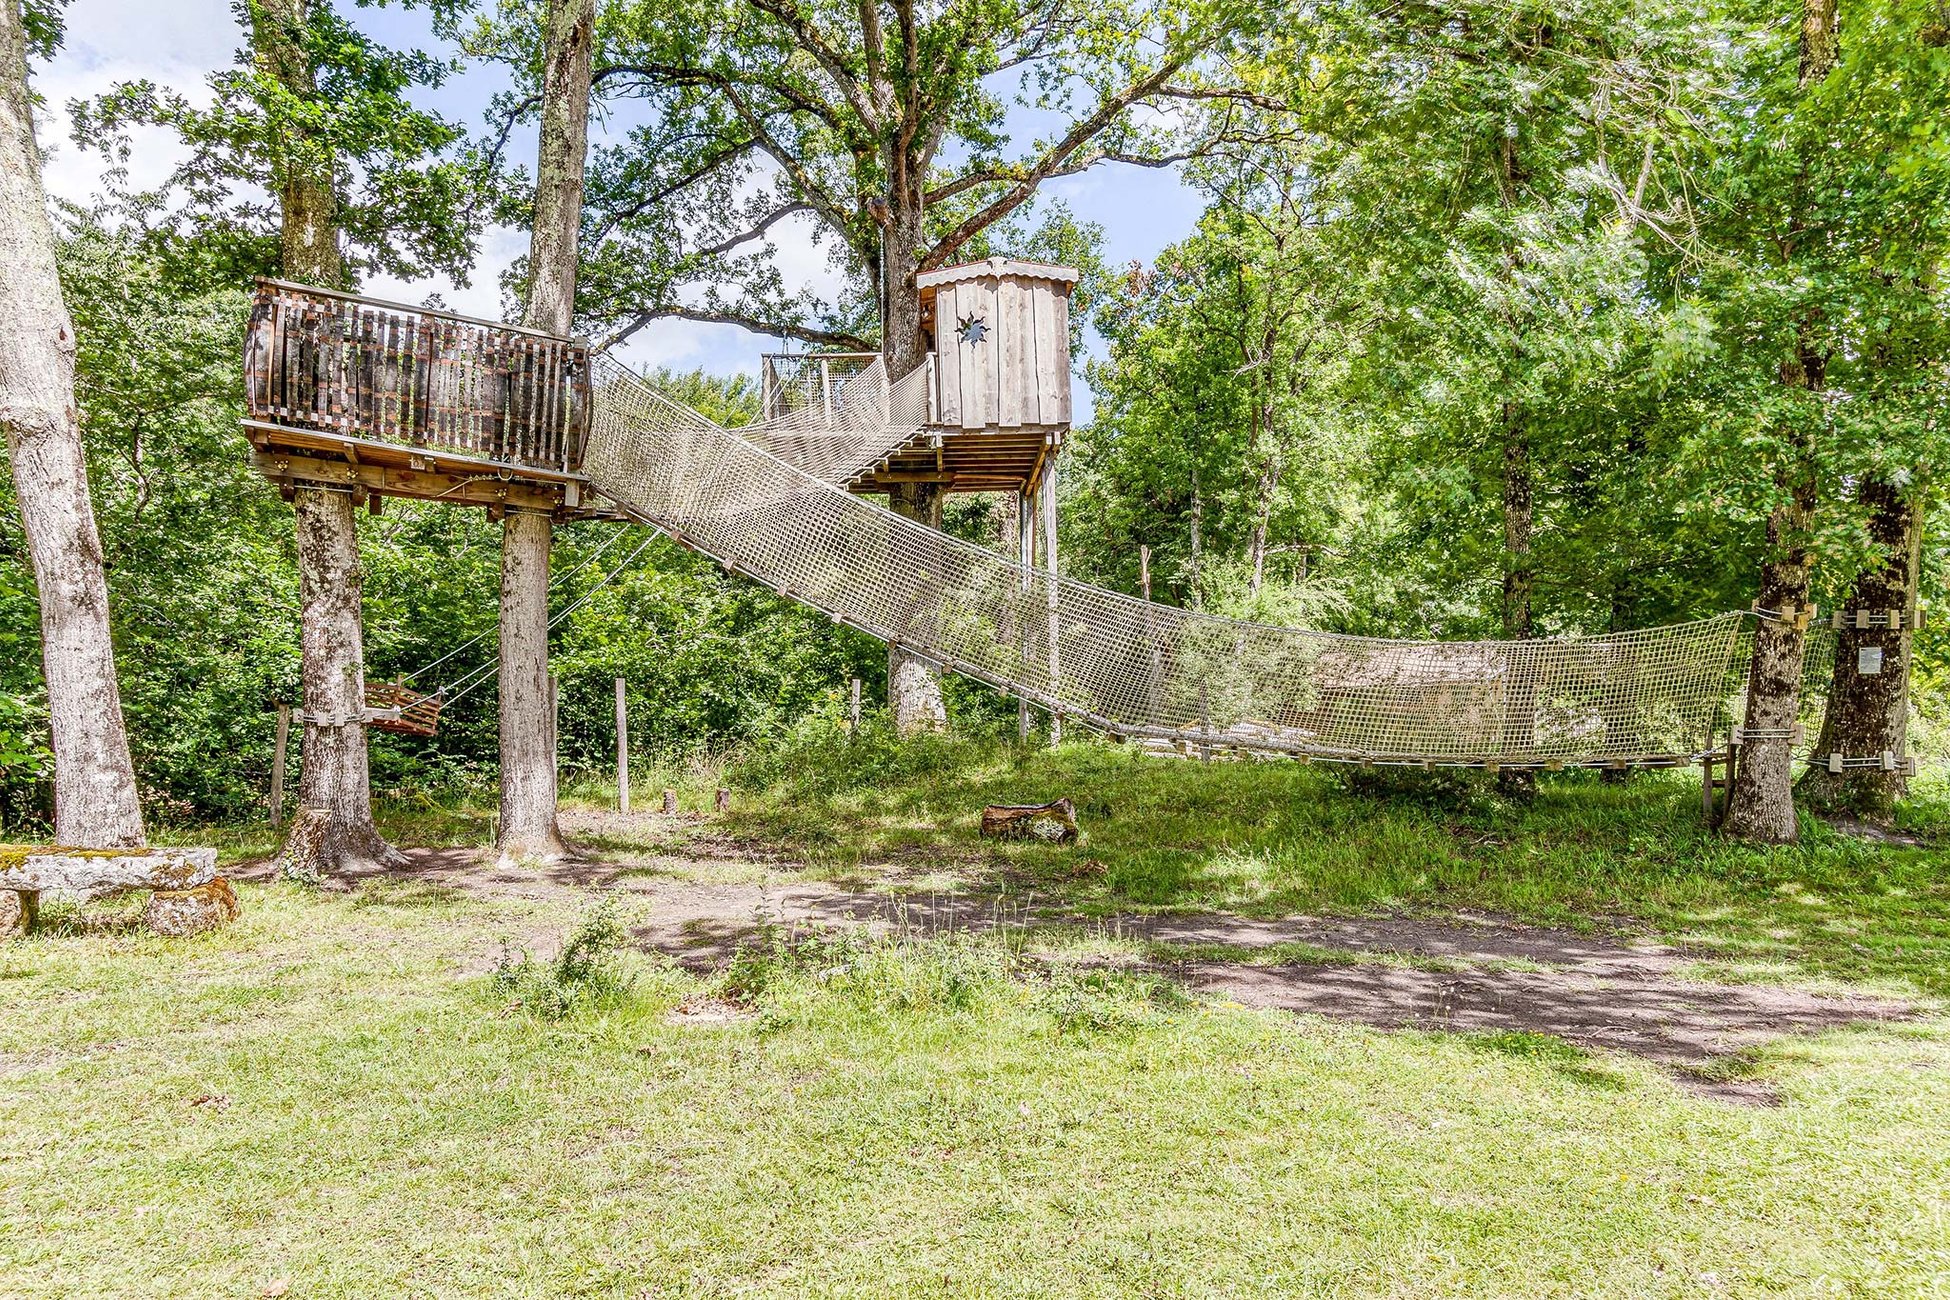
[1497, 403, 1538, 794]
[1799, 477, 1923, 818]
[1188, 461, 1204, 612]
[878, 190, 948, 731]
[886, 481, 948, 733]
[1724, 0, 1838, 844]
[497, 509, 567, 857]
[251, 0, 396, 875]
[1725, 363, 1820, 844]
[496, 0, 593, 860]
[526, 0, 593, 337]
[252, 0, 342, 288]
[0, 0, 146, 847]
[881, 142, 929, 379]
[277, 488, 403, 878]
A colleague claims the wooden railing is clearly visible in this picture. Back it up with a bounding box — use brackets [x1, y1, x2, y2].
[244, 279, 592, 473]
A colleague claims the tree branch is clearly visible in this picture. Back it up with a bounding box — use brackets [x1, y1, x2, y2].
[1155, 83, 1289, 113]
[588, 137, 761, 246]
[921, 57, 1189, 268]
[719, 81, 861, 251]
[690, 201, 812, 259]
[738, 0, 880, 130]
[600, 305, 871, 353]
[926, 148, 1199, 206]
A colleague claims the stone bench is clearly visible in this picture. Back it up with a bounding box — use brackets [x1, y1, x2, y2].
[0, 847, 236, 937]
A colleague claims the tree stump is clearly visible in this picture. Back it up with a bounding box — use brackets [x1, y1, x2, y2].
[144, 878, 241, 937]
[980, 798, 1079, 844]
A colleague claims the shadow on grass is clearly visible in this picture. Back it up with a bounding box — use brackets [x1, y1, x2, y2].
[722, 732, 1950, 998]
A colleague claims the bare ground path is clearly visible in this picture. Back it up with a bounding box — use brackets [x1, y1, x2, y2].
[251, 813, 1918, 1103]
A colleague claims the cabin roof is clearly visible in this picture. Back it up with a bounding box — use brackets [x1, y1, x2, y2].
[914, 257, 1081, 294]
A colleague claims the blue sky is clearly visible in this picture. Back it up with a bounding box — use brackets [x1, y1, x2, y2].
[35, 0, 1208, 399]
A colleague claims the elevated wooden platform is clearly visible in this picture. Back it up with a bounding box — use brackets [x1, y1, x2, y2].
[243, 280, 614, 517]
[846, 426, 1061, 495]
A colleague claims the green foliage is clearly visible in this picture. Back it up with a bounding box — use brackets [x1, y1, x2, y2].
[489, 896, 636, 1019]
[474, 0, 1246, 344]
[67, 0, 481, 284]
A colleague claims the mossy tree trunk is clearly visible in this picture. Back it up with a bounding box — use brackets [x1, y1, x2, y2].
[1724, 0, 1838, 845]
[1799, 477, 1924, 818]
[885, 481, 949, 733]
[277, 489, 405, 878]
[253, 0, 403, 877]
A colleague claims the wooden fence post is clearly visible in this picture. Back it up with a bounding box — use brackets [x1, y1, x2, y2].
[270, 702, 290, 826]
[1139, 544, 1151, 601]
[615, 677, 629, 813]
[848, 676, 862, 736]
[662, 789, 677, 814]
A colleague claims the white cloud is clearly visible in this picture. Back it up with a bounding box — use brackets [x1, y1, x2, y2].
[33, 0, 232, 207]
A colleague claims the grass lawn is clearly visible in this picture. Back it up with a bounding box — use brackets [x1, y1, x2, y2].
[6, 733, 1947, 1297]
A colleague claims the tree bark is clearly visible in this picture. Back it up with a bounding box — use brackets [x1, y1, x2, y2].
[980, 798, 1078, 843]
[1724, 0, 1838, 844]
[498, 509, 567, 857]
[886, 481, 948, 733]
[0, 0, 146, 847]
[1724, 367, 1820, 844]
[277, 488, 403, 878]
[251, 0, 343, 288]
[1799, 478, 1923, 817]
[497, 0, 593, 861]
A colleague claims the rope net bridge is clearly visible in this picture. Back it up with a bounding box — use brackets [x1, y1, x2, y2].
[585, 356, 1746, 770]
[238, 278, 1760, 770]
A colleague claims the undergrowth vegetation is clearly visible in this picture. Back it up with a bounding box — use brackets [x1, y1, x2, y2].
[704, 724, 1950, 997]
[489, 897, 636, 1020]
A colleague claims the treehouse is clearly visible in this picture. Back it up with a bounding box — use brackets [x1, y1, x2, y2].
[762, 257, 1079, 499]
[242, 279, 609, 518]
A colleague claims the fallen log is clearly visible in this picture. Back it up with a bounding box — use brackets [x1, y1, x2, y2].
[0, 846, 218, 900]
[980, 798, 1079, 844]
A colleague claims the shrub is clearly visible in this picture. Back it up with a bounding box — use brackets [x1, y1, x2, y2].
[490, 897, 636, 1019]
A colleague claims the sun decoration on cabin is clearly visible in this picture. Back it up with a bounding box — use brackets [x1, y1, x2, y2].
[955, 311, 989, 345]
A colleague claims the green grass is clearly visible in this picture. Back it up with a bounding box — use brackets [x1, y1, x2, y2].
[699, 729, 1950, 997]
[4, 884, 1950, 1298]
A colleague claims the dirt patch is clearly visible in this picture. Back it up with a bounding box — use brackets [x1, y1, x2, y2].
[1824, 816, 1937, 849]
[278, 832, 1918, 1104]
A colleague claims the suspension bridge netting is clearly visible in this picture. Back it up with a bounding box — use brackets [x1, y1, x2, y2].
[583, 355, 1745, 767]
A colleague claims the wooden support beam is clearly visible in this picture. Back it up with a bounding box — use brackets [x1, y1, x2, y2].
[252, 447, 569, 514]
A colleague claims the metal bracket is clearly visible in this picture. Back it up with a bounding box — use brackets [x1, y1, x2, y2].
[1752, 601, 1817, 630]
[1822, 752, 1919, 775]
[1830, 608, 1923, 632]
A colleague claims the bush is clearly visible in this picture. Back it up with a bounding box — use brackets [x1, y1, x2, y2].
[490, 897, 636, 1019]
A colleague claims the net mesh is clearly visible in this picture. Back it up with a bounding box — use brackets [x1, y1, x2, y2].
[584, 356, 1746, 767]
[743, 356, 932, 485]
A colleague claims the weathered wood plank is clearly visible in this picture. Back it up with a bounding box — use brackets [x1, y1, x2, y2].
[997, 277, 1022, 428]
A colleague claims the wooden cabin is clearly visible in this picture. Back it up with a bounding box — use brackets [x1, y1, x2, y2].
[846, 258, 1078, 498]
